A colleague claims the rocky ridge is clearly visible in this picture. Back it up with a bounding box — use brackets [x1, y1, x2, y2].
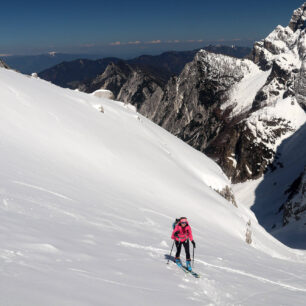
[252, 3, 306, 111]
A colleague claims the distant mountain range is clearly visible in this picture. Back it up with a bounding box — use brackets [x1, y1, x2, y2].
[0, 46, 251, 76]
[0, 53, 103, 74]
[38, 46, 251, 89]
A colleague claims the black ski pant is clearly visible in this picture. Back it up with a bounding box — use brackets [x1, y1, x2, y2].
[175, 240, 191, 260]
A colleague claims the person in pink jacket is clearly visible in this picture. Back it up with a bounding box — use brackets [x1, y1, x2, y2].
[171, 217, 196, 270]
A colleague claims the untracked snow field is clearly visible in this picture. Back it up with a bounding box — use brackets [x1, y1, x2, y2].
[1, 67, 306, 305]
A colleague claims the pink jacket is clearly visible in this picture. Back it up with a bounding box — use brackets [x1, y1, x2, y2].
[171, 223, 193, 242]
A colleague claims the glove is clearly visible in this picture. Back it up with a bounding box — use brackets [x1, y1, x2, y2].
[191, 240, 196, 248]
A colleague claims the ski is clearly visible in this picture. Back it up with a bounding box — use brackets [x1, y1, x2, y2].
[182, 266, 200, 278]
[175, 261, 188, 273]
[173, 261, 200, 278]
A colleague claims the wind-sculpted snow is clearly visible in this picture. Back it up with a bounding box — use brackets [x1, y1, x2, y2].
[1, 67, 306, 305]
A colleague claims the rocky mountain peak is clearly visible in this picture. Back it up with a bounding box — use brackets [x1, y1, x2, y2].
[289, 2, 306, 32]
[251, 3, 306, 111]
[104, 60, 134, 77]
[252, 3, 305, 69]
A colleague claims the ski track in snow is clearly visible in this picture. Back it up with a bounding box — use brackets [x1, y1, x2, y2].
[197, 259, 306, 292]
[233, 287, 283, 306]
[12, 181, 74, 201]
[120, 241, 306, 293]
[139, 208, 173, 220]
[69, 268, 162, 292]
[119, 241, 167, 254]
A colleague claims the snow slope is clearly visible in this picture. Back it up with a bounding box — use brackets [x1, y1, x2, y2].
[1, 67, 306, 305]
[221, 61, 271, 117]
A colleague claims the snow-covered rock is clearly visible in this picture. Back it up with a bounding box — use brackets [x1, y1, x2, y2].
[252, 3, 306, 111]
[91, 88, 114, 99]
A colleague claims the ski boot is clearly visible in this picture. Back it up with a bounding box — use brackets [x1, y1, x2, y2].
[175, 257, 182, 267]
[186, 260, 192, 271]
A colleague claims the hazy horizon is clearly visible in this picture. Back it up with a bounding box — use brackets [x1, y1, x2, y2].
[0, 0, 303, 57]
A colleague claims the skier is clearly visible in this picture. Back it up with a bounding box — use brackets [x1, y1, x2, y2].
[171, 217, 196, 271]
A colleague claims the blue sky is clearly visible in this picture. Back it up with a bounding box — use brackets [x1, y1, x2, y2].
[0, 0, 303, 57]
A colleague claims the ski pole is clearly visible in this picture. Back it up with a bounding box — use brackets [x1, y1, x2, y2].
[192, 245, 195, 267]
[167, 240, 175, 264]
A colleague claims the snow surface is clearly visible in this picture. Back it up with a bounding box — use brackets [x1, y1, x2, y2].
[221, 62, 271, 117]
[1, 68, 306, 305]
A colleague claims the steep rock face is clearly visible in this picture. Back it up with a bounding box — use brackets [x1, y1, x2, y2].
[151, 51, 248, 148]
[149, 48, 303, 183]
[83, 61, 165, 114]
[282, 166, 306, 226]
[138, 50, 280, 183]
[117, 71, 164, 115]
[83, 61, 134, 97]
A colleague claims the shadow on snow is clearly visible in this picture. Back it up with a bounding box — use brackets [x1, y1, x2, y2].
[251, 122, 306, 249]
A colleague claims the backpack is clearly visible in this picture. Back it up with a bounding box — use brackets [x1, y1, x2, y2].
[172, 218, 181, 229]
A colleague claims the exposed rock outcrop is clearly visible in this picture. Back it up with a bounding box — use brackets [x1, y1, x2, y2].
[282, 167, 306, 226]
[83, 61, 165, 115]
[288, 3, 306, 32]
